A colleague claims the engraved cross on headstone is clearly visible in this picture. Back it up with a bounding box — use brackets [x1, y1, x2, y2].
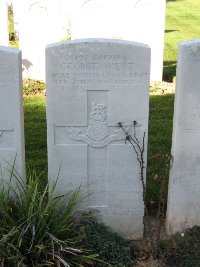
[56, 89, 126, 207]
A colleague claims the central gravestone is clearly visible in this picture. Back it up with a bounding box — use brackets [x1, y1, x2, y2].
[46, 39, 150, 239]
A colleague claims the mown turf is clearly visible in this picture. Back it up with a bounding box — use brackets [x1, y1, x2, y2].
[23, 96, 47, 185]
[147, 94, 174, 202]
[164, 0, 200, 81]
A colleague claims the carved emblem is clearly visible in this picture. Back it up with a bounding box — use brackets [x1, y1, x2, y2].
[67, 102, 125, 148]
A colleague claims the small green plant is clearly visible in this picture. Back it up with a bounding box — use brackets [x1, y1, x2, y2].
[0, 167, 98, 266]
[82, 220, 137, 267]
[159, 226, 200, 267]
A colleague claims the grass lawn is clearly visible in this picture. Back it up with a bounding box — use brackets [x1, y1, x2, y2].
[164, 0, 200, 81]
[147, 93, 174, 202]
[24, 96, 47, 185]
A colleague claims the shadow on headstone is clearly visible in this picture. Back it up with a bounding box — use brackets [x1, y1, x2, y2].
[22, 59, 33, 72]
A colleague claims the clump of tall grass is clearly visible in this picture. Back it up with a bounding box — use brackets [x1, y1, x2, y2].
[0, 166, 98, 266]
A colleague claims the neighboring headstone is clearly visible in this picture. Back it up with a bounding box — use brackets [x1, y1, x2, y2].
[71, 0, 166, 81]
[166, 39, 200, 234]
[46, 39, 150, 239]
[17, 0, 60, 80]
[0, 0, 9, 46]
[0, 46, 25, 185]
[59, 0, 72, 40]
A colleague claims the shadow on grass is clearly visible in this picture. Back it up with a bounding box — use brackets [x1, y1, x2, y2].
[147, 93, 175, 204]
[165, 29, 179, 33]
[24, 96, 47, 187]
[163, 61, 177, 82]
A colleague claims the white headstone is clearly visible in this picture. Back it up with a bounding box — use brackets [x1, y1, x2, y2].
[71, 0, 166, 81]
[0, 0, 9, 46]
[46, 39, 150, 239]
[166, 39, 200, 234]
[0, 46, 25, 185]
[17, 0, 60, 80]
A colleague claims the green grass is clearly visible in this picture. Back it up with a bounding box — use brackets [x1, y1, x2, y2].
[24, 96, 47, 185]
[147, 94, 174, 202]
[164, 0, 200, 81]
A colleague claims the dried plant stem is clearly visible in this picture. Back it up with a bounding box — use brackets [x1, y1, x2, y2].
[118, 122, 159, 255]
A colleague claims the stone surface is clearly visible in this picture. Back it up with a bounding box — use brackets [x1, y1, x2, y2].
[16, 0, 60, 80]
[166, 39, 200, 234]
[71, 0, 166, 81]
[0, 46, 25, 185]
[0, 0, 9, 46]
[46, 39, 150, 239]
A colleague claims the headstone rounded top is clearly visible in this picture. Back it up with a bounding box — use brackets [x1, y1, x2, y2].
[0, 46, 21, 54]
[179, 39, 200, 60]
[179, 39, 200, 47]
[46, 38, 151, 50]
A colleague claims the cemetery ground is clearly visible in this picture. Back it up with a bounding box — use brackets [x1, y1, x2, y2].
[21, 81, 200, 267]
[3, 0, 200, 265]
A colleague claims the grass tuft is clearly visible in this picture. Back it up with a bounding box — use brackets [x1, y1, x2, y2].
[0, 169, 98, 266]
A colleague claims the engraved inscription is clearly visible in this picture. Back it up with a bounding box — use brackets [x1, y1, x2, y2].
[66, 102, 125, 147]
[51, 53, 149, 86]
[182, 95, 200, 131]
